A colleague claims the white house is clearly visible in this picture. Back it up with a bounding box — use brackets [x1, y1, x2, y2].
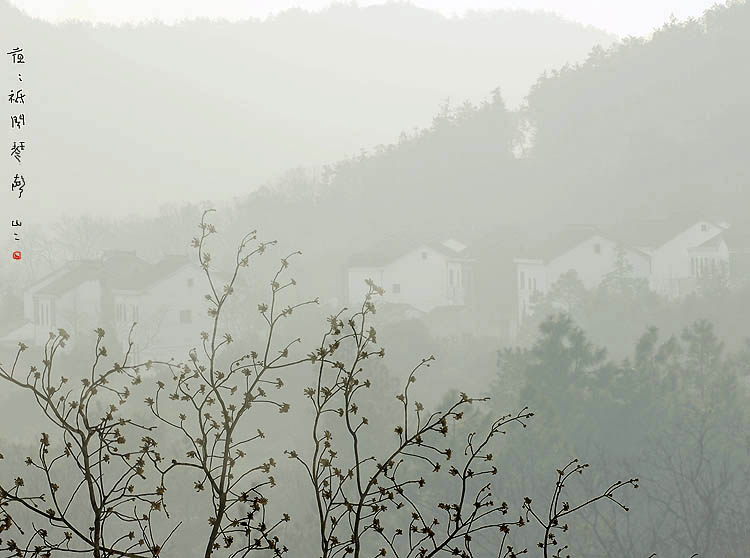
[514, 227, 651, 322]
[647, 220, 728, 296]
[687, 235, 730, 283]
[347, 239, 472, 313]
[109, 255, 209, 362]
[9, 251, 208, 363]
[514, 219, 732, 323]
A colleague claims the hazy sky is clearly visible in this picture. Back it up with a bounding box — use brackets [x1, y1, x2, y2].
[11, 0, 723, 37]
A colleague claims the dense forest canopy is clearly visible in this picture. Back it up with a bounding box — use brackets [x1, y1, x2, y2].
[523, 0, 750, 224]
[304, 0, 750, 234]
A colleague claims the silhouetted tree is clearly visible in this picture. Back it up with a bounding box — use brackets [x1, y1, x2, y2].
[288, 283, 638, 558]
[146, 210, 318, 558]
[0, 327, 176, 558]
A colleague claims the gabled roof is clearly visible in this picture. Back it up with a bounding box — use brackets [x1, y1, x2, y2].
[517, 226, 649, 263]
[714, 224, 750, 254]
[688, 234, 726, 251]
[35, 261, 106, 296]
[518, 226, 602, 262]
[348, 237, 470, 268]
[109, 255, 191, 292]
[517, 217, 729, 264]
[32, 253, 192, 297]
[606, 216, 727, 249]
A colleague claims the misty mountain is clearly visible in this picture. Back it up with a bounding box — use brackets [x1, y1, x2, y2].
[7, 1, 750, 323]
[293, 0, 750, 238]
[0, 0, 614, 218]
[215, 0, 750, 316]
[523, 0, 750, 225]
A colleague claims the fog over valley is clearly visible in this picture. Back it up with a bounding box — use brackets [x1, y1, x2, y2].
[1, 3, 749, 558]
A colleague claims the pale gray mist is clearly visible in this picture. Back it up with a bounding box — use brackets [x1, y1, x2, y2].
[1, 2, 749, 558]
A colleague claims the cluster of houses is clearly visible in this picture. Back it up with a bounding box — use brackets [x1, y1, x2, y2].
[514, 218, 741, 323]
[343, 217, 749, 326]
[3, 218, 749, 358]
[1, 251, 207, 362]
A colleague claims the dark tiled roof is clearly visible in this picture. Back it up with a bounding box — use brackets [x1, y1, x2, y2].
[348, 237, 469, 268]
[518, 226, 627, 262]
[690, 235, 726, 250]
[35, 261, 106, 296]
[108, 255, 190, 291]
[684, 223, 750, 252]
[720, 224, 750, 253]
[606, 215, 726, 248]
[34, 253, 191, 296]
[518, 217, 728, 263]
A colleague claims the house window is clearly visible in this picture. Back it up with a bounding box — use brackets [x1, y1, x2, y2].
[131, 305, 139, 322]
[701, 223, 708, 232]
[116, 303, 125, 323]
[520, 271, 526, 290]
[179, 310, 192, 324]
[532, 278, 537, 291]
[449, 269, 455, 286]
[37, 300, 50, 327]
[691, 257, 695, 276]
[392, 283, 401, 294]
[593, 243, 601, 254]
[421, 251, 428, 260]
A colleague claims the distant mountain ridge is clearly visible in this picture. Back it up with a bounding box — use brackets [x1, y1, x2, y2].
[0, 0, 614, 219]
[291, 0, 750, 239]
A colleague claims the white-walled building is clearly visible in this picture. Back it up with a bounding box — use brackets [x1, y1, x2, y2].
[109, 256, 209, 362]
[347, 239, 472, 313]
[647, 220, 727, 296]
[514, 219, 732, 323]
[10, 251, 208, 362]
[514, 228, 650, 322]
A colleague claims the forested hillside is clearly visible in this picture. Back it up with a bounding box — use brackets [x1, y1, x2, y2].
[2, 7, 750, 555]
[0, 0, 613, 218]
[246, 0, 750, 307]
[301, 0, 750, 238]
[4, 1, 749, 332]
[524, 0, 750, 224]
